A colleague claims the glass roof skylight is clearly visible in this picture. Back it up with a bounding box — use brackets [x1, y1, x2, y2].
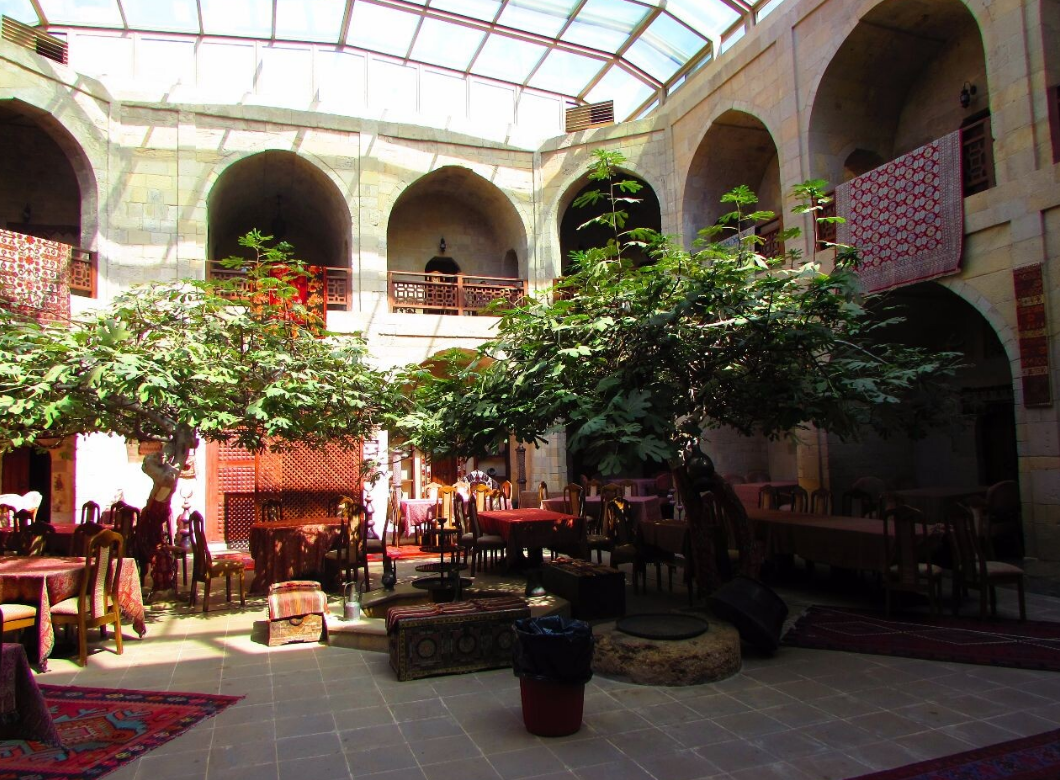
[14, 0, 786, 123]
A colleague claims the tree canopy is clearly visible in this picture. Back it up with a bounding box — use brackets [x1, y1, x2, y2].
[400, 150, 961, 477]
[0, 231, 398, 506]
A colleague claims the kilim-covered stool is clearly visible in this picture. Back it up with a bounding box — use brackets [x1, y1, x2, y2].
[387, 596, 530, 681]
[267, 580, 328, 646]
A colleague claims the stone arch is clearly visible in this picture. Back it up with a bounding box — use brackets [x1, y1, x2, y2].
[556, 167, 662, 273]
[827, 280, 1020, 529]
[386, 166, 528, 280]
[207, 150, 353, 305]
[0, 98, 99, 249]
[807, 0, 989, 190]
[681, 109, 781, 246]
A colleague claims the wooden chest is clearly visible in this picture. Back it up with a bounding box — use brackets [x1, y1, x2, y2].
[541, 560, 625, 621]
[267, 613, 325, 646]
[387, 597, 530, 681]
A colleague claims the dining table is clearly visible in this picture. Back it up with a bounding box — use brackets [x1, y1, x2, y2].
[0, 556, 147, 671]
[733, 482, 799, 511]
[0, 642, 60, 744]
[399, 498, 437, 542]
[248, 517, 342, 594]
[477, 508, 580, 569]
[888, 485, 988, 524]
[543, 494, 663, 525]
[746, 507, 944, 574]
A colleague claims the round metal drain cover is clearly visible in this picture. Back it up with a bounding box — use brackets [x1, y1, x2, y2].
[615, 613, 709, 640]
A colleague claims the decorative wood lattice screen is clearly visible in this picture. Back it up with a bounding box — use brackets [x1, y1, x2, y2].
[215, 440, 362, 548]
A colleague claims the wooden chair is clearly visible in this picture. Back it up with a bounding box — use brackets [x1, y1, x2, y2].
[585, 479, 602, 498]
[948, 504, 1026, 620]
[758, 484, 779, 510]
[113, 504, 144, 583]
[470, 483, 491, 515]
[488, 488, 511, 510]
[365, 494, 393, 572]
[810, 488, 832, 515]
[25, 521, 55, 556]
[189, 511, 246, 612]
[71, 521, 105, 556]
[600, 483, 622, 504]
[466, 498, 505, 575]
[499, 480, 513, 504]
[984, 480, 1024, 558]
[424, 482, 444, 500]
[325, 497, 369, 590]
[1, 603, 37, 638]
[51, 529, 125, 666]
[782, 485, 809, 513]
[604, 498, 646, 592]
[260, 497, 283, 522]
[517, 489, 541, 509]
[882, 505, 944, 616]
[841, 488, 880, 518]
[562, 483, 584, 517]
[80, 500, 101, 525]
[619, 479, 638, 497]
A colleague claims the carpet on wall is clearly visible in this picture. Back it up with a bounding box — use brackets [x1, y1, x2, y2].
[0, 685, 241, 780]
[850, 727, 1060, 779]
[783, 605, 1060, 671]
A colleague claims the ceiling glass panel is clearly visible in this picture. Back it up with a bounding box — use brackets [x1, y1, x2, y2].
[411, 17, 485, 71]
[585, 64, 653, 120]
[38, 0, 122, 26]
[200, 0, 273, 38]
[120, 0, 200, 34]
[275, 0, 346, 42]
[497, 0, 578, 37]
[528, 48, 605, 96]
[471, 34, 547, 83]
[348, 3, 420, 58]
[0, 0, 38, 24]
[562, 0, 647, 53]
[665, 0, 740, 36]
[624, 13, 704, 82]
[429, 0, 501, 23]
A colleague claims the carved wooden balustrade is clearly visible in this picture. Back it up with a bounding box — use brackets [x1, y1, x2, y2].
[388, 271, 526, 315]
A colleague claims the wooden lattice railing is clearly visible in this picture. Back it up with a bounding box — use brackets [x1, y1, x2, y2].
[207, 262, 350, 309]
[69, 247, 96, 297]
[961, 115, 994, 195]
[389, 271, 526, 316]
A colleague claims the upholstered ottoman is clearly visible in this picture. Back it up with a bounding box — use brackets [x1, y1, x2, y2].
[541, 558, 626, 621]
[387, 596, 530, 681]
[267, 580, 328, 646]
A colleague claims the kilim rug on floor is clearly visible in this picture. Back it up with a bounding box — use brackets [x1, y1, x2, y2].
[0, 685, 241, 780]
[783, 605, 1060, 671]
[850, 727, 1060, 779]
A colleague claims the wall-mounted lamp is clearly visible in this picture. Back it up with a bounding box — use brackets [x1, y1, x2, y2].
[439, 237, 447, 254]
[959, 82, 977, 109]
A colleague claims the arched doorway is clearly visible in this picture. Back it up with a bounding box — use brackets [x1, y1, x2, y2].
[808, 0, 990, 192]
[558, 171, 661, 273]
[827, 282, 1019, 546]
[682, 110, 782, 249]
[387, 166, 527, 315]
[208, 151, 352, 310]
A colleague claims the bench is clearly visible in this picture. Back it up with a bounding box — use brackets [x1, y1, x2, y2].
[387, 596, 530, 681]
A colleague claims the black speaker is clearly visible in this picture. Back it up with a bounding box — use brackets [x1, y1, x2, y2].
[707, 575, 788, 654]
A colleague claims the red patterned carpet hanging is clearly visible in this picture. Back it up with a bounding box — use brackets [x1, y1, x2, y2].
[783, 606, 1060, 671]
[850, 727, 1060, 779]
[837, 131, 963, 295]
[0, 229, 71, 323]
[0, 685, 241, 780]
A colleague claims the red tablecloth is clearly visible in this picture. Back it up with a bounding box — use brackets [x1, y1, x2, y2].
[248, 517, 342, 594]
[0, 556, 147, 670]
[399, 499, 436, 540]
[478, 508, 581, 566]
[733, 482, 798, 510]
[543, 495, 662, 525]
[0, 642, 60, 744]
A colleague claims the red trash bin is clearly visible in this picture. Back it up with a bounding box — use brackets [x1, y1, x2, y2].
[519, 678, 586, 737]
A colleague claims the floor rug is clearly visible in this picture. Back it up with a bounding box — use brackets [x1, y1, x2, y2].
[850, 727, 1060, 779]
[782, 605, 1060, 671]
[0, 685, 242, 780]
